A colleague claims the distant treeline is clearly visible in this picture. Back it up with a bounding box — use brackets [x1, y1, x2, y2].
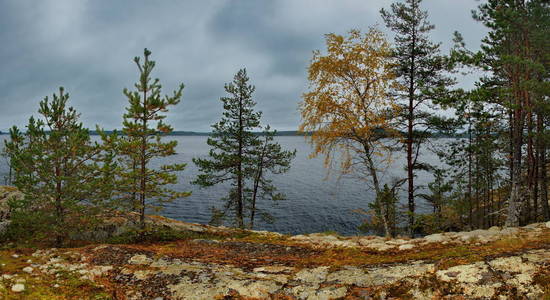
[0, 130, 472, 138]
[1, 130, 309, 136]
[87, 130, 313, 136]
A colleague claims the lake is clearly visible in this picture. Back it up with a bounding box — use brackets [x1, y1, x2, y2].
[0, 135, 444, 235]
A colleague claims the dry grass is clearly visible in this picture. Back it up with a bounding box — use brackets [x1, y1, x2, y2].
[2, 226, 549, 299]
[74, 228, 550, 271]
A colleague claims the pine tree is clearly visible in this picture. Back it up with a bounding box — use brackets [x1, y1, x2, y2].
[121, 48, 190, 229]
[116, 122, 141, 211]
[381, 0, 455, 235]
[368, 184, 399, 236]
[418, 167, 452, 232]
[193, 69, 261, 229]
[4, 88, 115, 246]
[248, 126, 296, 229]
[193, 69, 294, 229]
[434, 83, 507, 230]
[2, 126, 23, 185]
[472, 0, 550, 225]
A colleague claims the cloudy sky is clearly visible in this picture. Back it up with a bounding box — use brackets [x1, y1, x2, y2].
[0, 0, 487, 132]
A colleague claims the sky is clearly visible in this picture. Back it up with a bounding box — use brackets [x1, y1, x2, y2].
[0, 0, 488, 132]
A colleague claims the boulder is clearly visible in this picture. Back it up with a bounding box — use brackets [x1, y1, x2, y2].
[253, 266, 295, 274]
[11, 283, 25, 292]
[294, 266, 329, 284]
[424, 233, 447, 243]
[488, 226, 500, 232]
[0, 220, 10, 235]
[366, 242, 395, 251]
[500, 227, 520, 235]
[128, 255, 152, 265]
[398, 244, 415, 251]
[315, 286, 348, 300]
[0, 186, 23, 222]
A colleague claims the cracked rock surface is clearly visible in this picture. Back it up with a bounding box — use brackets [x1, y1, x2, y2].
[1, 223, 548, 299]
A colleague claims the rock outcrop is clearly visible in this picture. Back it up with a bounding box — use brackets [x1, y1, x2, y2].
[1, 235, 549, 299]
[288, 221, 550, 251]
[0, 186, 22, 235]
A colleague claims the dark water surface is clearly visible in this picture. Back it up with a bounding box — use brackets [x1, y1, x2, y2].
[0, 135, 442, 235]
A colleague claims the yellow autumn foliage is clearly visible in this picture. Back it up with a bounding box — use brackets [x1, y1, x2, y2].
[299, 27, 401, 176]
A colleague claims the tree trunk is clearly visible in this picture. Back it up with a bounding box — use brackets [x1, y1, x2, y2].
[468, 117, 473, 229]
[526, 108, 535, 223]
[506, 88, 525, 227]
[406, 30, 416, 237]
[7, 163, 12, 186]
[250, 139, 267, 229]
[541, 149, 550, 221]
[132, 157, 137, 211]
[363, 143, 391, 237]
[538, 113, 550, 221]
[55, 165, 63, 247]
[139, 86, 148, 229]
[236, 96, 244, 229]
[250, 167, 262, 230]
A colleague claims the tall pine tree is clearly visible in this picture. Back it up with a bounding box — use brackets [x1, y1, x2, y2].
[4, 88, 115, 246]
[381, 0, 455, 235]
[193, 69, 294, 229]
[472, 0, 550, 225]
[121, 48, 190, 229]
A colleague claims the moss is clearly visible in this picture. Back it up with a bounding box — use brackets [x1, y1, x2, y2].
[415, 273, 464, 296]
[104, 226, 230, 244]
[0, 249, 112, 300]
[0, 272, 111, 300]
[300, 232, 550, 268]
[385, 281, 415, 298]
[533, 270, 550, 300]
[233, 232, 290, 244]
[0, 251, 34, 274]
[318, 230, 339, 236]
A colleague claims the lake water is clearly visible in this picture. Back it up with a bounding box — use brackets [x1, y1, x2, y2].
[0, 135, 444, 235]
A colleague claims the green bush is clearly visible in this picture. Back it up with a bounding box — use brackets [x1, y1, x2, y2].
[105, 226, 220, 244]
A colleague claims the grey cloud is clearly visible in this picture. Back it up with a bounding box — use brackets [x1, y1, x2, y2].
[0, 0, 487, 132]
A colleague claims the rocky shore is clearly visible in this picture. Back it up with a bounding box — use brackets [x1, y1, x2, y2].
[1, 187, 550, 299]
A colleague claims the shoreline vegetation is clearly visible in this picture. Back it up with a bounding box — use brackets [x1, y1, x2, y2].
[0, 130, 478, 138]
[0, 130, 311, 136]
[0, 1, 547, 239]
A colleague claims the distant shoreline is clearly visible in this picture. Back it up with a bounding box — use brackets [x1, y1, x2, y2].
[0, 130, 312, 137]
[0, 130, 472, 138]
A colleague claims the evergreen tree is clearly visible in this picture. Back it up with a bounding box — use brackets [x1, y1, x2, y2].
[248, 126, 296, 229]
[116, 122, 141, 211]
[472, 0, 550, 225]
[193, 69, 260, 229]
[2, 126, 23, 185]
[418, 167, 452, 232]
[434, 82, 507, 230]
[121, 48, 190, 229]
[381, 0, 455, 235]
[366, 184, 399, 237]
[4, 88, 115, 246]
[193, 69, 294, 229]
